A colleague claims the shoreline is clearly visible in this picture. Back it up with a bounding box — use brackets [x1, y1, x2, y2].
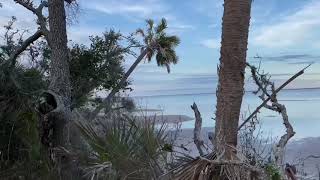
[135, 114, 194, 124]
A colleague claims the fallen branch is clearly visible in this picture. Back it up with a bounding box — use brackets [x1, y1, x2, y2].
[238, 63, 312, 130]
[241, 62, 311, 178]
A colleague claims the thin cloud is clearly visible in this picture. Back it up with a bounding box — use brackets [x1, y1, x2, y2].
[83, 0, 169, 21]
[0, 1, 37, 30]
[68, 26, 104, 45]
[82, 0, 194, 34]
[167, 24, 195, 34]
[200, 38, 220, 49]
[253, 0, 320, 48]
[259, 54, 320, 64]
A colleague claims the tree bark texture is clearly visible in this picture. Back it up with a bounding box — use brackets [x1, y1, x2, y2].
[191, 102, 205, 156]
[47, 0, 71, 147]
[46, 0, 74, 179]
[214, 0, 252, 158]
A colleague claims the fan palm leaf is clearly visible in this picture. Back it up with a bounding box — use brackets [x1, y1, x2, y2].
[76, 115, 171, 179]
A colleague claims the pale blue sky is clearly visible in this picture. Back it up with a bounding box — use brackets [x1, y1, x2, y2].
[1, 0, 320, 96]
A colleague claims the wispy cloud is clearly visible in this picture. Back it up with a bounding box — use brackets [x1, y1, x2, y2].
[68, 26, 104, 45]
[259, 54, 319, 64]
[200, 38, 220, 49]
[0, 1, 37, 31]
[252, 0, 320, 48]
[82, 0, 194, 34]
[167, 24, 195, 34]
[85, 0, 168, 20]
[193, 0, 223, 18]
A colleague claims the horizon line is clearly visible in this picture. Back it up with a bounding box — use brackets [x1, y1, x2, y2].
[131, 86, 320, 98]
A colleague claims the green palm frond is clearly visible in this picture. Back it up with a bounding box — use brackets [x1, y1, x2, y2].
[155, 47, 178, 73]
[146, 49, 154, 62]
[76, 115, 171, 179]
[138, 18, 181, 73]
[146, 19, 154, 32]
[135, 28, 145, 37]
[155, 18, 167, 34]
[75, 120, 108, 160]
[158, 35, 180, 48]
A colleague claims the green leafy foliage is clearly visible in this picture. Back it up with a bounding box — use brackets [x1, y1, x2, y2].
[265, 164, 281, 180]
[76, 115, 171, 179]
[0, 65, 50, 179]
[37, 30, 130, 109]
[70, 30, 129, 108]
[0, 15, 180, 179]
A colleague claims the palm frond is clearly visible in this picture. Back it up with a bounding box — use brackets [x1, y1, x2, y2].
[158, 35, 180, 48]
[146, 19, 154, 31]
[135, 28, 145, 37]
[155, 47, 178, 73]
[76, 115, 171, 179]
[156, 18, 167, 34]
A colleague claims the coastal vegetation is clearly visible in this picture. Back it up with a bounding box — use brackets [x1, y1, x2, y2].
[0, 0, 319, 180]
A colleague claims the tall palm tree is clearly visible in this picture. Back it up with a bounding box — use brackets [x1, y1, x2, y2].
[214, 0, 252, 158]
[90, 18, 180, 119]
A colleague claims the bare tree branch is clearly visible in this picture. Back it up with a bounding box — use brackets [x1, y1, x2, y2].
[191, 102, 204, 156]
[243, 62, 311, 177]
[3, 0, 50, 67]
[238, 63, 312, 130]
[8, 30, 43, 67]
[14, 0, 37, 13]
[14, 0, 49, 36]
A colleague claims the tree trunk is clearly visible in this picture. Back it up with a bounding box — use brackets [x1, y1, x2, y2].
[89, 48, 148, 120]
[46, 0, 74, 179]
[191, 102, 205, 156]
[214, 0, 252, 158]
[48, 0, 71, 144]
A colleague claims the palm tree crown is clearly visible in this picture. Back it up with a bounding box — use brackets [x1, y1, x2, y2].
[136, 18, 180, 73]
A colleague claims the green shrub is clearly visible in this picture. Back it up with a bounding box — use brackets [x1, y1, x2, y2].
[265, 164, 281, 180]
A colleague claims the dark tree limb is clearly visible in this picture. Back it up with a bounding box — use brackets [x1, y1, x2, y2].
[8, 30, 43, 67]
[14, 0, 49, 36]
[14, 0, 37, 13]
[4, 0, 49, 68]
[191, 102, 204, 156]
[64, 0, 75, 4]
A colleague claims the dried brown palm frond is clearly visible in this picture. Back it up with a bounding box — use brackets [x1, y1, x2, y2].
[161, 151, 266, 180]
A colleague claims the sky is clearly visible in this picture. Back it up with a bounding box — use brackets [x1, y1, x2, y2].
[1, 0, 320, 96]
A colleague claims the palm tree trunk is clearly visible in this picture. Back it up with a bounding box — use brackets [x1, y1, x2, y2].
[214, 0, 252, 158]
[89, 48, 148, 119]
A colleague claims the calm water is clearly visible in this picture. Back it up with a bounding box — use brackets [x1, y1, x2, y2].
[133, 88, 320, 139]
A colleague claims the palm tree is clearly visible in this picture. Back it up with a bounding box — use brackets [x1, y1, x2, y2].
[214, 0, 252, 159]
[90, 18, 180, 119]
